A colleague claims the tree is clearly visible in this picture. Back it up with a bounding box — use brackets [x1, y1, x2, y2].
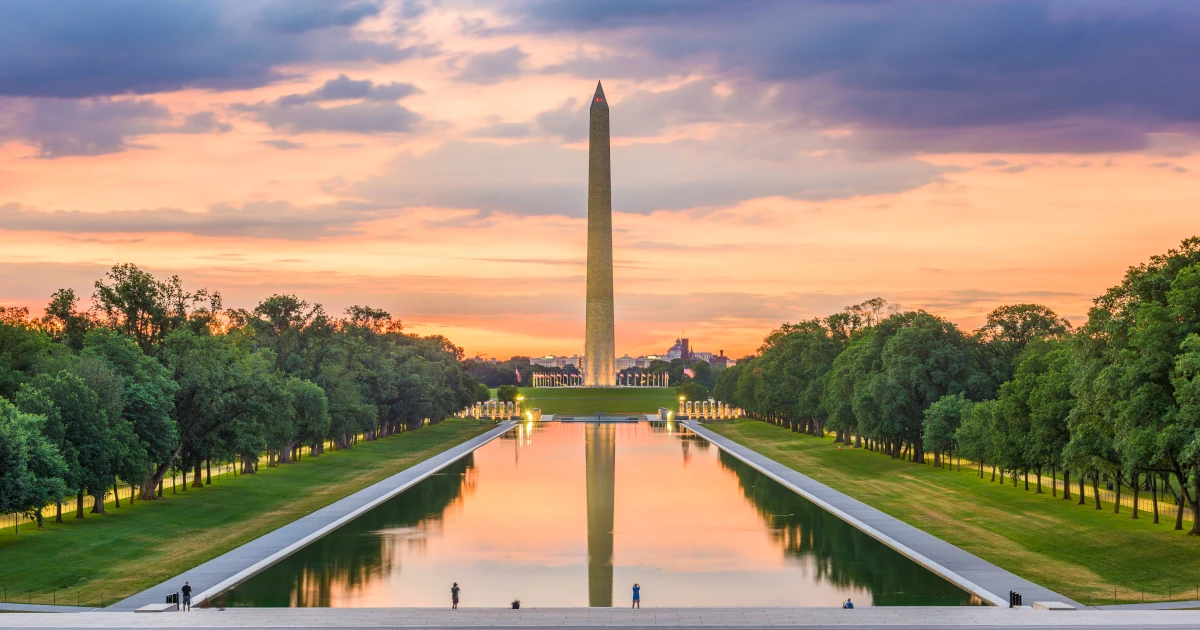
[81, 328, 178, 495]
[956, 400, 997, 479]
[0, 400, 68, 527]
[1073, 240, 1200, 531]
[496, 384, 519, 403]
[923, 394, 973, 468]
[42, 288, 95, 351]
[0, 307, 50, 399]
[92, 264, 221, 353]
[16, 372, 119, 518]
[677, 381, 708, 401]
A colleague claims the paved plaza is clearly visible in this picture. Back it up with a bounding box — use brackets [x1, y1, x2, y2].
[1, 607, 1199, 629]
[111, 423, 515, 612]
[683, 422, 1077, 608]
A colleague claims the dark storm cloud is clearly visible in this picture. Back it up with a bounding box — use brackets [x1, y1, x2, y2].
[454, 46, 530, 84]
[0, 98, 231, 158]
[509, 0, 1200, 152]
[0, 200, 396, 239]
[233, 75, 420, 134]
[0, 0, 407, 98]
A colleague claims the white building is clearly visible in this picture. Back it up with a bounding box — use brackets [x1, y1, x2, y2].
[530, 355, 582, 369]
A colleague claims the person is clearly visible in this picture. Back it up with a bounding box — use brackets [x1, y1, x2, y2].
[181, 581, 193, 611]
[451, 583, 460, 609]
[842, 598, 854, 609]
[632, 583, 641, 609]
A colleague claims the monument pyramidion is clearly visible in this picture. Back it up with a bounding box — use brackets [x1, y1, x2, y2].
[583, 81, 616, 387]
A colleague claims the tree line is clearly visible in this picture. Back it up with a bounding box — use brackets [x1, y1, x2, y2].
[714, 238, 1200, 534]
[0, 264, 484, 526]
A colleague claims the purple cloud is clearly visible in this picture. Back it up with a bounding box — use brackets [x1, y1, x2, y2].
[511, 0, 1200, 152]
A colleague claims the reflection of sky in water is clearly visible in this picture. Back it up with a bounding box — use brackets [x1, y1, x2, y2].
[224, 422, 977, 608]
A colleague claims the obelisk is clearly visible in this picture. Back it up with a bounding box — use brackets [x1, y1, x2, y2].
[584, 81, 616, 387]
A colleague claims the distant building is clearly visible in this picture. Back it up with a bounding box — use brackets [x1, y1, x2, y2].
[664, 338, 693, 361]
[693, 351, 713, 363]
[530, 355, 581, 369]
[615, 355, 637, 370]
[710, 350, 731, 369]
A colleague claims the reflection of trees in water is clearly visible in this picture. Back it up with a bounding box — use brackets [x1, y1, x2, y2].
[227, 454, 476, 607]
[716, 451, 974, 606]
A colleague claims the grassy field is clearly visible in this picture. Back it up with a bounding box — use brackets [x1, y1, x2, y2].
[0, 419, 491, 606]
[517, 387, 679, 415]
[707, 420, 1200, 605]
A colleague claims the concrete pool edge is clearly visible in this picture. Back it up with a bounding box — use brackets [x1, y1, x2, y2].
[683, 420, 1077, 609]
[112, 421, 516, 612]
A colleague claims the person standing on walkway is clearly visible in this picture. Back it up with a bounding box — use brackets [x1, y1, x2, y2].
[632, 583, 641, 609]
[451, 583, 460, 609]
[181, 581, 193, 611]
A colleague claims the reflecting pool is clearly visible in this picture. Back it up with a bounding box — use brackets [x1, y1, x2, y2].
[224, 422, 977, 607]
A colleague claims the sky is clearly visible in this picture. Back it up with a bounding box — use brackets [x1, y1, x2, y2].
[1, 0, 1199, 360]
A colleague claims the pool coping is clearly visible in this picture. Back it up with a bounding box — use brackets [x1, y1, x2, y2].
[683, 420, 1079, 609]
[111, 421, 516, 612]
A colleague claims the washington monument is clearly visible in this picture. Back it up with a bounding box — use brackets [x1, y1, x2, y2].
[584, 81, 616, 387]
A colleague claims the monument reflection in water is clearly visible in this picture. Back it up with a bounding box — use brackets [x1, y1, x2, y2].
[223, 422, 977, 608]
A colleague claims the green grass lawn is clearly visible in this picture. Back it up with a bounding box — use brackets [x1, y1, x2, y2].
[707, 420, 1200, 605]
[517, 387, 679, 415]
[0, 419, 491, 607]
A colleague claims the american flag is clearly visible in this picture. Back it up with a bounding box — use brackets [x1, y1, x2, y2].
[515, 368, 521, 383]
[684, 368, 695, 378]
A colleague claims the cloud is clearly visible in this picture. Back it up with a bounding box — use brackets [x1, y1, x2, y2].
[0, 0, 408, 98]
[340, 138, 945, 216]
[513, 0, 1200, 153]
[536, 80, 786, 141]
[233, 75, 420, 134]
[263, 139, 306, 150]
[0, 200, 398, 239]
[277, 74, 419, 105]
[454, 46, 529, 85]
[467, 122, 535, 138]
[0, 97, 230, 158]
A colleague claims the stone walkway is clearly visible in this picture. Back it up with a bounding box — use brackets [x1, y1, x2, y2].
[683, 421, 1077, 608]
[110, 422, 515, 612]
[0, 603, 95, 614]
[0, 607, 1198, 629]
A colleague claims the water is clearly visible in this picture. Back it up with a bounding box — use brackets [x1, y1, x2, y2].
[223, 422, 978, 608]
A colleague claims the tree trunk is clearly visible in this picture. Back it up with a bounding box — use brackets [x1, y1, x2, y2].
[1114, 472, 1122, 514]
[1093, 475, 1102, 510]
[192, 460, 203, 488]
[1131, 472, 1139, 519]
[34, 508, 43, 527]
[1035, 468, 1042, 494]
[56, 500, 63, 524]
[206, 459, 212, 485]
[90, 491, 106, 514]
[1024, 471, 1029, 491]
[1190, 472, 1200, 536]
[991, 465, 997, 482]
[1051, 467, 1056, 497]
[75, 491, 84, 518]
[181, 467, 187, 491]
[141, 443, 184, 500]
[1175, 494, 1185, 531]
[114, 481, 121, 508]
[1078, 474, 1086, 506]
[1151, 473, 1159, 524]
[1063, 469, 1071, 500]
